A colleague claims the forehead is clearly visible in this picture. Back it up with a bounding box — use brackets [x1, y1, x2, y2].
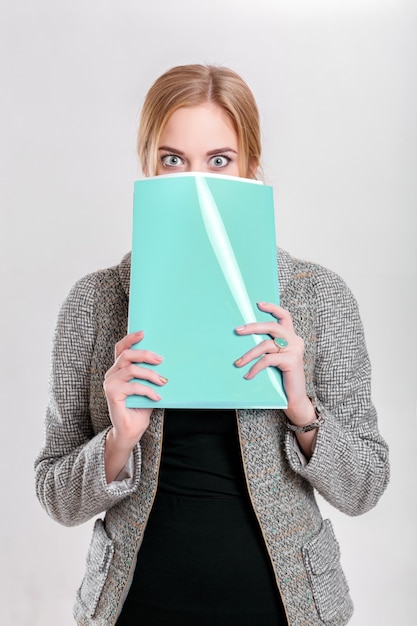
[159, 103, 238, 148]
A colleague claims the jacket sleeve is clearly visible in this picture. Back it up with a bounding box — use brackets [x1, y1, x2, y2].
[35, 273, 141, 527]
[285, 267, 390, 516]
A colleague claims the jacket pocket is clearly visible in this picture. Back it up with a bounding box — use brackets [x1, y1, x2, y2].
[77, 518, 115, 618]
[302, 519, 351, 622]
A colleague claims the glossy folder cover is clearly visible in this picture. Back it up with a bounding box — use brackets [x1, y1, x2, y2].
[127, 172, 287, 409]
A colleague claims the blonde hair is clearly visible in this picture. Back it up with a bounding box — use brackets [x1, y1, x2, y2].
[137, 64, 261, 178]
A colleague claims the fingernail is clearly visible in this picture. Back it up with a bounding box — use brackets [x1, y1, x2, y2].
[155, 394, 162, 401]
[234, 358, 243, 366]
[159, 375, 169, 384]
[274, 337, 288, 348]
[257, 302, 265, 307]
[134, 330, 144, 335]
[235, 326, 245, 332]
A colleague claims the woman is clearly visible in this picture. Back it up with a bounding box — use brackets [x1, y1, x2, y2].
[35, 65, 389, 626]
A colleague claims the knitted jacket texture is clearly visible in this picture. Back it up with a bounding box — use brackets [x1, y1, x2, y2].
[35, 248, 389, 625]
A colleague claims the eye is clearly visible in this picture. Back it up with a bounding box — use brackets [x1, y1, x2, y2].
[161, 154, 184, 167]
[209, 155, 231, 168]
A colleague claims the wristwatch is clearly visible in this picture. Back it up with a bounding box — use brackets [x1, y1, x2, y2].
[285, 398, 324, 433]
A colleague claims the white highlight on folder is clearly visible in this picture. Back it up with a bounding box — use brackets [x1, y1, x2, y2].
[195, 175, 286, 403]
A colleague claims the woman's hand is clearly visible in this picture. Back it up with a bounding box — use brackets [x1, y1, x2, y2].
[103, 330, 168, 482]
[234, 302, 317, 457]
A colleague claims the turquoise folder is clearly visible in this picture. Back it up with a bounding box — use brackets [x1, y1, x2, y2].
[127, 173, 287, 409]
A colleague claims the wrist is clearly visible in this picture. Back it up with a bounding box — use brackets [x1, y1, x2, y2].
[104, 428, 137, 484]
[284, 396, 316, 427]
[106, 427, 139, 454]
[285, 397, 324, 434]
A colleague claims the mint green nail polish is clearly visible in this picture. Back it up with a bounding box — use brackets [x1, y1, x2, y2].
[274, 337, 288, 348]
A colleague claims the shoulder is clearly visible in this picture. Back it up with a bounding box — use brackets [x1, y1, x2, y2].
[58, 254, 130, 325]
[279, 248, 357, 310]
[66, 254, 130, 302]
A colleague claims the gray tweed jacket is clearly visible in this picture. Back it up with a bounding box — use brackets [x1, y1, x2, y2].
[35, 248, 389, 625]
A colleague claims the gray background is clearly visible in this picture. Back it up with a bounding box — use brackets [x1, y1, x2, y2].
[1, 1, 416, 624]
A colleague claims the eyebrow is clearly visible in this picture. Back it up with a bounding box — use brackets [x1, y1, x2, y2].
[158, 145, 237, 156]
[206, 147, 238, 156]
[158, 146, 186, 155]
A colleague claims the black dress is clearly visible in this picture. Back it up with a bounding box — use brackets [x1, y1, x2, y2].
[116, 409, 288, 625]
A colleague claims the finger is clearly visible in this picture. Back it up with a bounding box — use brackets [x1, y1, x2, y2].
[115, 330, 145, 359]
[242, 335, 304, 380]
[106, 362, 168, 386]
[107, 348, 164, 378]
[126, 364, 169, 386]
[256, 302, 295, 331]
[129, 382, 162, 402]
[110, 380, 163, 402]
[234, 339, 280, 367]
[122, 349, 164, 366]
[235, 321, 290, 338]
[243, 354, 280, 380]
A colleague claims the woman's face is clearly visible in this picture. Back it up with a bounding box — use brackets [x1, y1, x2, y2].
[156, 103, 241, 177]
